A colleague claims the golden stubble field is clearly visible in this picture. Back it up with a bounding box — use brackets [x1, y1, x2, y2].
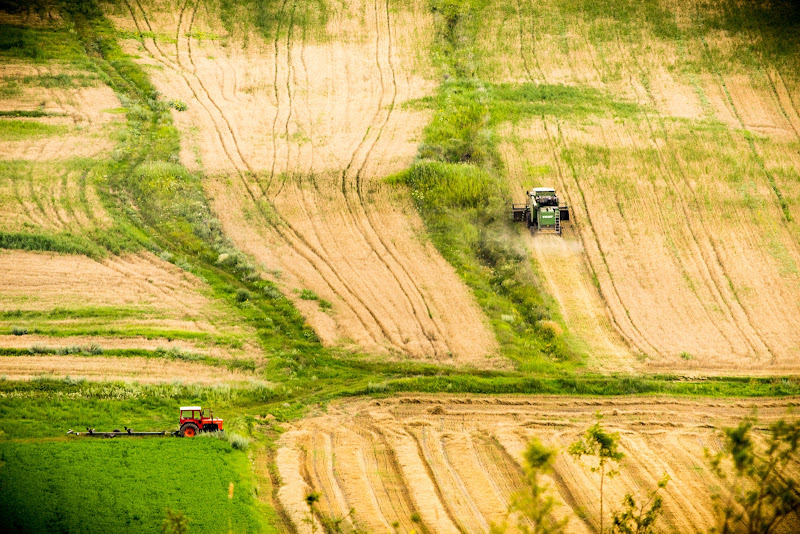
[493, 0, 800, 374]
[276, 394, 800, 534]
[108, 0, 500, 366]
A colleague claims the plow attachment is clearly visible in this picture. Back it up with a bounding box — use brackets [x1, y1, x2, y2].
[68, 427, 179, 438]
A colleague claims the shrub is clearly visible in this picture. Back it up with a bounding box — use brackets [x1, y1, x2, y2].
[11, 326, 27, 336]
[87, 343, 103, 355]
[263, 285, 283, 300]
[198, 430, 250, 450]
[227, 432, 250, 451]
[235, 289, 251, 302]
[166, 98, 187, 112]
[299, 289, 319, 300]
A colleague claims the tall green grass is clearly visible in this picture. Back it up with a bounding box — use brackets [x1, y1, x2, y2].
[0, 119, 68, 140]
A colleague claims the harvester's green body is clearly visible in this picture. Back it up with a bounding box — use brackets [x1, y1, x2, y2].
[511, 187, 570, 234]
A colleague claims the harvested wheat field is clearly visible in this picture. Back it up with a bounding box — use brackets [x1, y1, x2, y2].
[106, 0, 499, 366]
[0, 354, 252, 384]
[277, 394, 800, 534]
[0, 250, 260, 360]
[482, 0, 800, 374]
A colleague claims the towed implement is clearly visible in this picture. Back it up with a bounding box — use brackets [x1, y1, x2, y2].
[511, 187, 570, 235]
[67, 406, 223, 438]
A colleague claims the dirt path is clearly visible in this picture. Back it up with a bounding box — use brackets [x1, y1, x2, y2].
[111, 0, 498, 365]
[276, 395, 800, 533]
[0, 354, 252, 384]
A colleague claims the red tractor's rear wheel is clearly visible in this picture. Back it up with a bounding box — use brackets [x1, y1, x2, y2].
[181, 423, 200, 437]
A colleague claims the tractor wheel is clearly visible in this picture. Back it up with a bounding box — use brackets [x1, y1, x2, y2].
[181, 423, 200, 438]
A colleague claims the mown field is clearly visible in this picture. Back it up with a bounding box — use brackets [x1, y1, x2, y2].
[1, 0, 799, 532]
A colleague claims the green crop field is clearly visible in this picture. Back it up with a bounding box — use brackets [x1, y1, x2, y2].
[0, 439, 269, 533]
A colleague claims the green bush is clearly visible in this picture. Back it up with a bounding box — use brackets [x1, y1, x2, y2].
[299, 289, 319, 300]
[166, 98, 187, 111]
[11, 326, 27, 336]
[392, 161, 496, 210]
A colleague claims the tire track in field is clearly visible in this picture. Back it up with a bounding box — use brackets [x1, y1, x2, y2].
[617, 31, 775, 359]
[179, 1, 414, 350]
[267, 0, 290, 194]
[362, 419, 429, 533]
[578, 29, 742, 357]
[697, 33, 792, 224]
[269, 0, 411, 348]
[606, 31, 763, 358]
[514, 0, 658, 357]
[341, 421, 409, 532]
[517, 4, 661, 355]
[182, 0, 437, 354]
[339, 0, 453, 356]
[270, 0, 296, 201]
[692, 32, 794, 357]
[126, 0, 407, 351]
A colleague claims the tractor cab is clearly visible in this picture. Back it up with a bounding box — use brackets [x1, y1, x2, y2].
[179, 406, 223, 437]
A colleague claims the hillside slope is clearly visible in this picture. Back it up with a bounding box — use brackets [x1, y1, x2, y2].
[488, 0, 800, 374]
[107, 0, 499, 365]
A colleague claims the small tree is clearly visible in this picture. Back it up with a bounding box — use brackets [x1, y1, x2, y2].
[162, 508, 190, 534]
[707, 415, 800, 534]
[509, 437, 569, 534]
[612, 474, 670, 534]
[569, 413, 625, 534]
[304, 492, 321, 534]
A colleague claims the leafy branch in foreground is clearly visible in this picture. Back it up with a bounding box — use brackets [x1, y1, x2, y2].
[707, 414, 800, 534]
[507, 437, 569, 534]
[569, 413, 625, 534]
[612, 474, 669, 534]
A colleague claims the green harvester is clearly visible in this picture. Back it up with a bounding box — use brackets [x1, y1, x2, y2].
[511, 187, 570, 235]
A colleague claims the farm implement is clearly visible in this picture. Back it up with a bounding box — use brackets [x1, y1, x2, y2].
[511, 187, 570, 235]
[67, 406, 223, 438]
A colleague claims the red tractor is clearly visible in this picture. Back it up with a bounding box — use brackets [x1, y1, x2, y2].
[179, 406, 224, 437]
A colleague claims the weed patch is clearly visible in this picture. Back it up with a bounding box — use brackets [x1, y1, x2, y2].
[0, 119, 69, 140]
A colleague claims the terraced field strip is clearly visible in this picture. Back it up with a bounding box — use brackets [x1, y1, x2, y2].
[0, 250, 261, 360]
[0, 354, 254, 384]
[111, 0, 499, 365]
[277, 395, 800, 533]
